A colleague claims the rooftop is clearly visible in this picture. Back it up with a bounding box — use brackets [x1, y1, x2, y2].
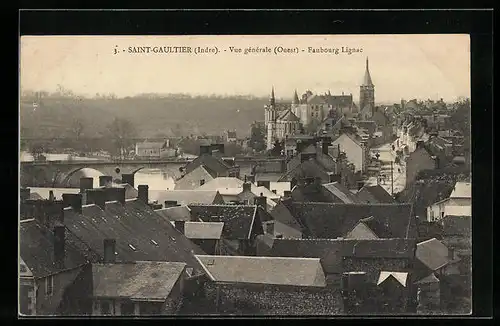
[20, 219, 89, 278]
[377, 271, 408, 287]
[63, 198, 206, 273]
[184, 222, 224, 240]
[91, 261, 186, 301]
[195, 255, 326, 287]
[149, 190, 221, 205]
[416, 238, 453, 271]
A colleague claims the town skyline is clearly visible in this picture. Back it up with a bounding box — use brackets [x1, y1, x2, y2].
[20, 35, 470, 103]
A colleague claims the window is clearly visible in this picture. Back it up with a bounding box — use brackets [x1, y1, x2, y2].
[45, 276, 54, 296]
[200, 179, 205, 186]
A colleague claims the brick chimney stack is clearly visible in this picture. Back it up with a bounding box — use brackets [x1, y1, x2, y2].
[62, 193, 83, 214]
[86, 189, 106, 210]
[99, 175, 113, 187]
[122, 174, 135, 187]
[138, 185, 149, 204]
[103, 239, 116, 263]
[80, 177, 94, 193]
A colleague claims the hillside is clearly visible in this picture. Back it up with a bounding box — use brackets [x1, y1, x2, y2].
[20, 95, 268, 139]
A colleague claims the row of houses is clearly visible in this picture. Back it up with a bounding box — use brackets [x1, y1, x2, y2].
[19, 170, 471, 315]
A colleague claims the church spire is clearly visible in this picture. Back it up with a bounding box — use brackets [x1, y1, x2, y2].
[363, 57, 374, 86]
[292, 89, 299, 105]
[270, 86, 276, 107]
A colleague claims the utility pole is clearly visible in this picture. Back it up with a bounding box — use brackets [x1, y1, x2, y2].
[391, 161, 394, 196]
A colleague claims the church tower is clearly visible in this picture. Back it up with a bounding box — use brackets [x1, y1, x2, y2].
[265, 86, 278, 150]
[359, 57, 375, 117]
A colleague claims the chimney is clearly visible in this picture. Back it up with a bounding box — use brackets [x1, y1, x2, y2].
[53, 225, 65, 267]
[80, 177, 94, 193]
[242, 182, 252, 192]
[322, 139, 330, 155]
[62, 193, 82, 214]
[199, 145, 212, 156]
[217, 143, 225, 155]
[283, 190, 292, 197]
[103, 239, 116, 263]
[174, 221, 186, 234]
[86, 189, 106, 210]
[20, 188, 30, 202]
[448, 247, 454, 260]
[280, 159, 286, 173]
[122, 173, 135, 187]
[254, 193, 267, 211]
[105, 187, 126, 205]
[257, 181, 271, 190]
[247, 175, 255, 183]
[138, 185, 149, 204]
[99, 175, 113, 187]
[265, 221, 274, 235]
[328, 172, 341, 183]
[49, 190, 55, 201]
[164, 200, 178, 208]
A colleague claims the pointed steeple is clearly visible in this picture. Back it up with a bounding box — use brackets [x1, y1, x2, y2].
[363, 57, 374, 86]
[270, 86, 276, 107]
[292, 89, 299, 105]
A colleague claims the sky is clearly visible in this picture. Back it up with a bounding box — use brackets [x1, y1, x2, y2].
[20, 34, 470, 103]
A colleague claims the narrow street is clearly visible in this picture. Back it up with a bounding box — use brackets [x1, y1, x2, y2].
[365, 143, 406, 195]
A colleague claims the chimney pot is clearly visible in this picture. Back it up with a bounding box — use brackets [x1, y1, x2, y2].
[174, 221, 186, 234]
[86, 189, 106, 210]
[80, 177, 94, 192]
[242, 182, 252, 192]
[62, 193, 83, 214]
[122, 174, 135, 187]
[164, 200, 178, 208]
[138, 185, 149, 204]
[103, 239, 116, 263]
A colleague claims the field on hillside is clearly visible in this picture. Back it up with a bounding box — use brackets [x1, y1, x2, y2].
[20, 95, 268, 139]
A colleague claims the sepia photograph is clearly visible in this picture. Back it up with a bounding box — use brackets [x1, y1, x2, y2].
[19, 34, 472, 316]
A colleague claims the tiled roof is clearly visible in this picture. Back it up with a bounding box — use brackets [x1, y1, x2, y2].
[322, 182, 360, 204]
[19, 219, 89, 278]
[377, 271, 408, 287]
[260, 238, 416, 275]
[149, 190, 220, 205]
[356, 185, 396, 204]
[198, 177, 243, 190]
[184, 222, 224, 240]
[442, 215, 471, 236]
[401, 181, 455, 219]
[279, 160, 331, 183]
[416, 238, 452, 271]
[355, 121, 377, 135]
[91, 261, 186, 300]
[187, 204, 263, 240]
[154, 206, 192, 222]
[63, 199, 206, 273]
[263, 220, 303, 239]
[277, 109, 300, 122]
[450, 182, 471, 199]
[254, 173, 283, 182]
[184, 154, 231, 176]
[270, 200, 305, 232]
[414, 273, 440, 284]
[195, 255, 326, 287]
[286, 202, 415, 239]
